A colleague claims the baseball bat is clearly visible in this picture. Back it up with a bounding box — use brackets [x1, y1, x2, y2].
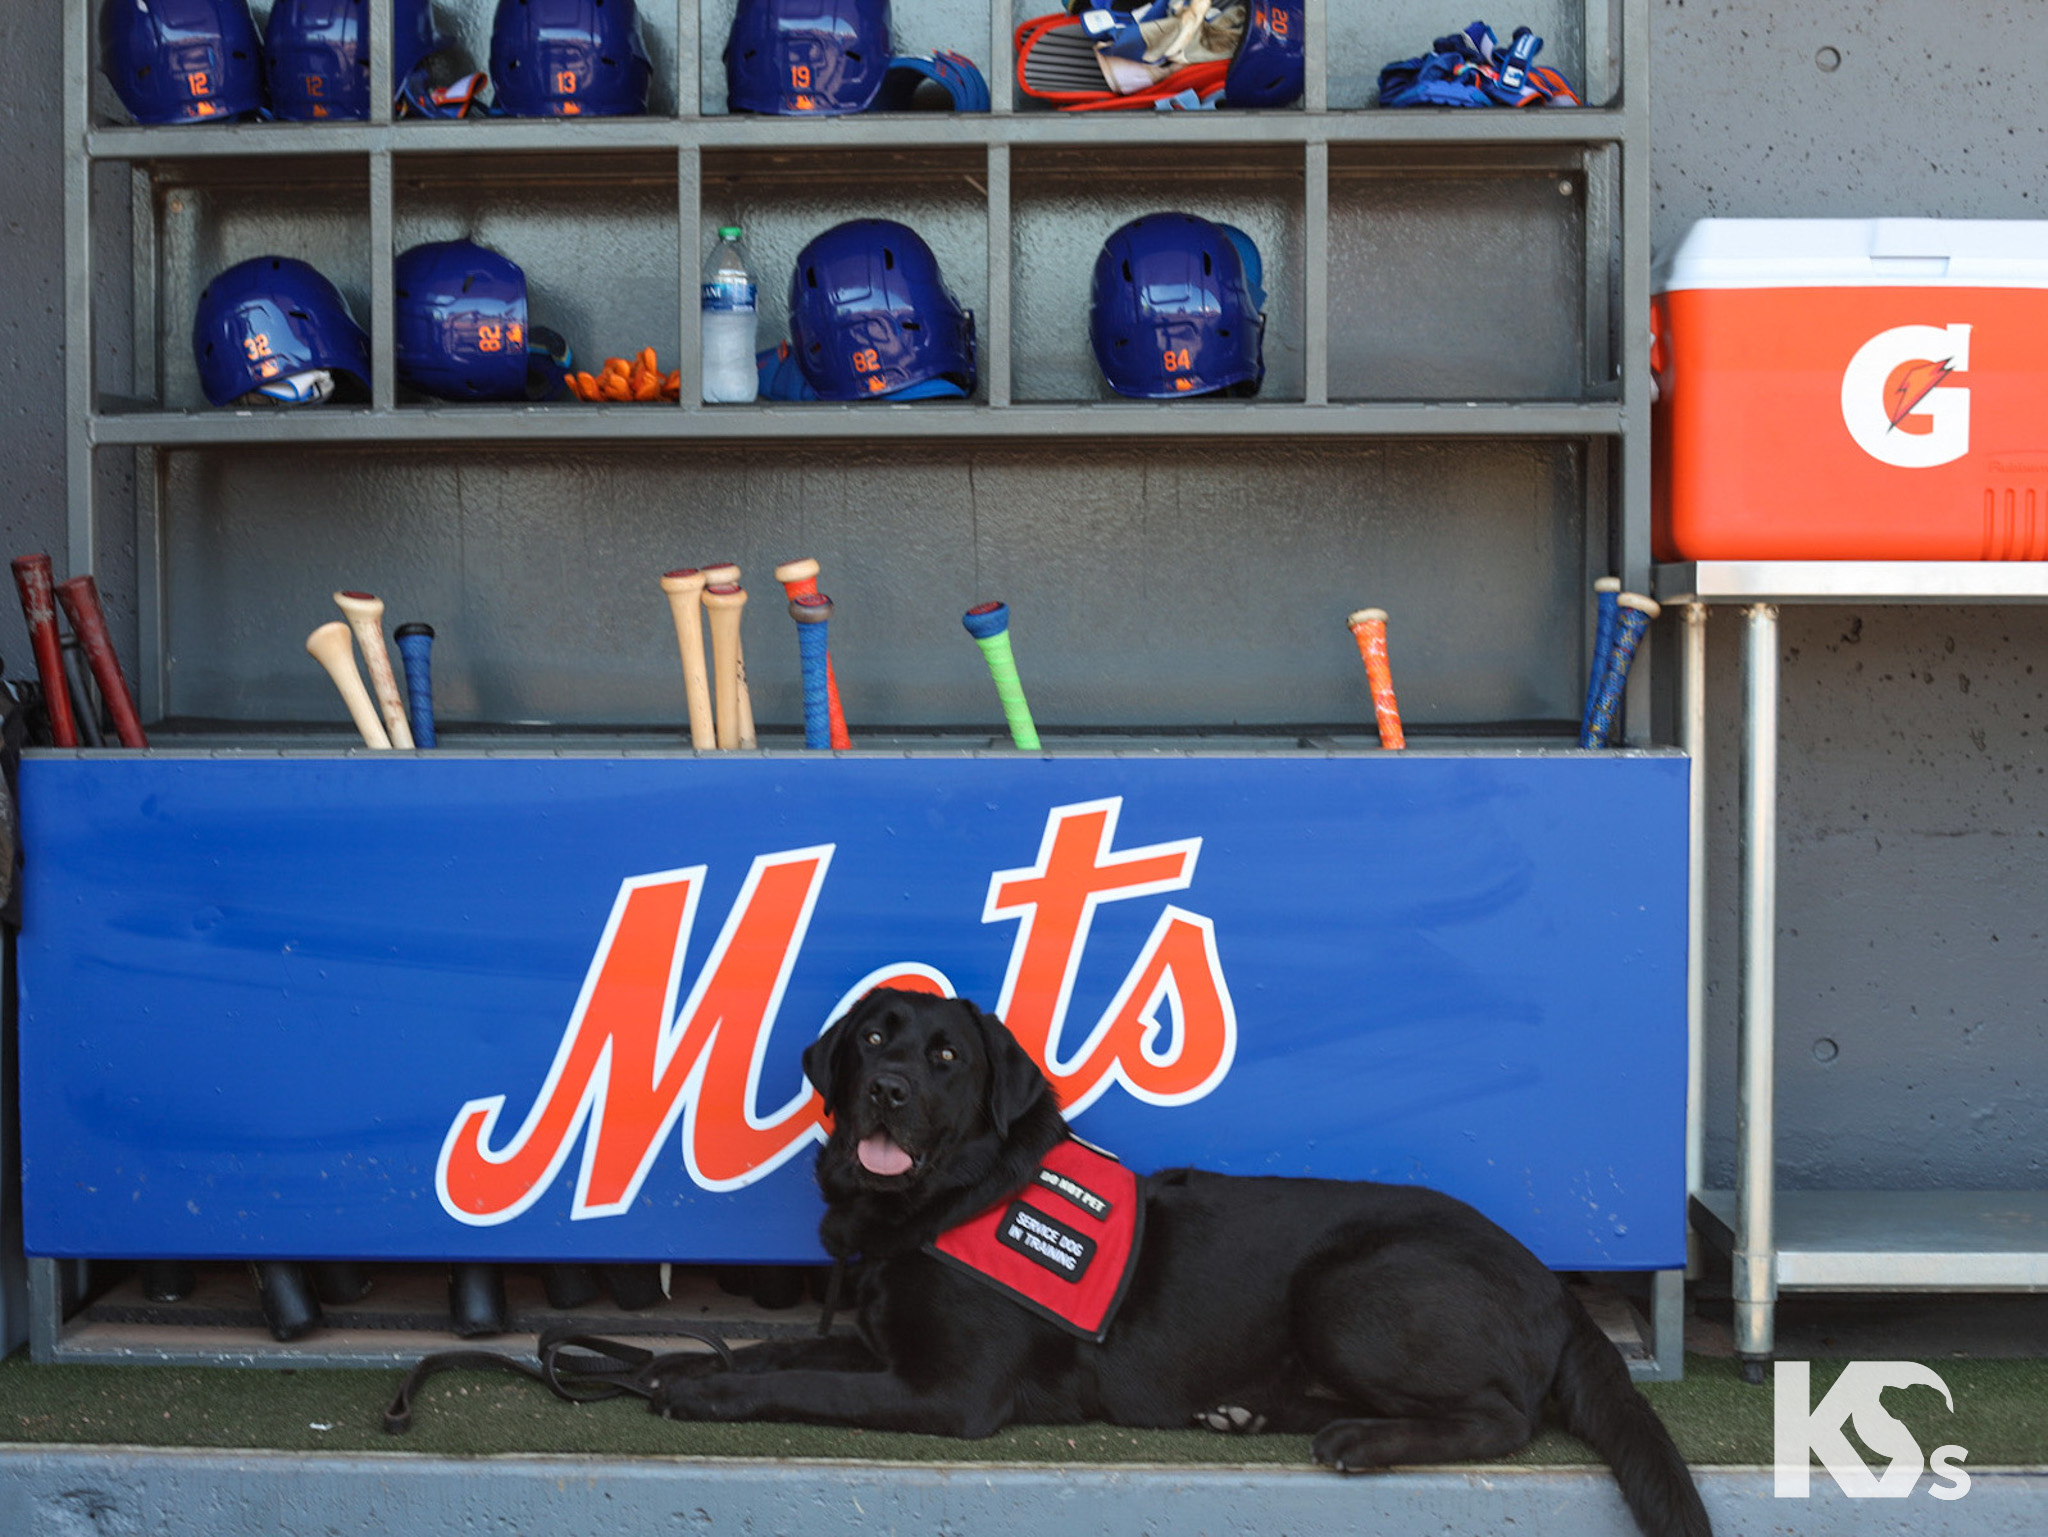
[1346, 608, 1406, 750]
[394, 622, 437, 748]
[1580, 576, 1622, 743]
[658, 569, 715, 750]
[59, 635, 105, 748]
[306, 621, 392, 748]
[334, 591, 415, 749]
[789, 591, 834, 749]
[54, 574, 148, 748]
[1580, 592, 1660, 749]
[962, 601, 1040, 751]
[10, 554, 79, 746]
[702, 583, 748, 750]
[702, 564, 756, 749]
[774, 557, 851, 748]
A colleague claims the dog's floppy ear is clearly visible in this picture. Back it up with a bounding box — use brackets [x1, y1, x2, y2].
[974, 1003, 1052, 1139]
[803, 1004, 866, 1115]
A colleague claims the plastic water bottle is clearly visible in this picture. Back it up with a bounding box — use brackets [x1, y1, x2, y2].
[701, 225, 759, 403]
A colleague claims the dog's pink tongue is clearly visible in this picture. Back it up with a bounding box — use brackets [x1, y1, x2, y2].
[857, 1133, 913, 1177]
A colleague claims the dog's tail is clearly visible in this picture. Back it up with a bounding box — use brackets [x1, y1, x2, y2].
[1550, 1292, 1712, 1537]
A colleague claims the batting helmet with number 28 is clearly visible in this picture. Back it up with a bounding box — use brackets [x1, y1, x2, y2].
[788, 219, 977, 401]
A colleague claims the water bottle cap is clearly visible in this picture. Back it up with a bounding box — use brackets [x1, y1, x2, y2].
[719, 226, 743, 240]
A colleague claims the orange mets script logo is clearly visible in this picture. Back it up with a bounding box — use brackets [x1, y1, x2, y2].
[435, 798, 1237, 1225]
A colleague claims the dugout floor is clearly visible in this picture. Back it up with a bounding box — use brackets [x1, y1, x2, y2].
[2, 1282, 2046, 1535]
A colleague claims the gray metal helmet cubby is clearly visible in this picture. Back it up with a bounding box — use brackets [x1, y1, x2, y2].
[66, 0, 1652, 744]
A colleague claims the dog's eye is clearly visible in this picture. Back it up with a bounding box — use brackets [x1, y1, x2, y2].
[864, 1030, 883, 1046]
[935, 1047, 955, 1062]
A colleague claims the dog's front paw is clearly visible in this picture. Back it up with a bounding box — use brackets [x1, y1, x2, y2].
[1193, 1404, 1268, 1435]
[647, 1375, 719, 1421]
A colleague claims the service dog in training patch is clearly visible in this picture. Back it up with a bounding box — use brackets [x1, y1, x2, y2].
[647, 988, 1711, 1537]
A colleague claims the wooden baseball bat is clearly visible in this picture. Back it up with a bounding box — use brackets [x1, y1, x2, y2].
[702, 563, 755, 749]
[658, 569, 715, 750]
[775, 557, 852, 748]
[306, 621, 392, 748]
[10, 554, 79, 746]
[334, 591, 415, 749]
[1347, 607, 1406, 750]
[701, 583, 748, 750]
[55, 574, 148, 747]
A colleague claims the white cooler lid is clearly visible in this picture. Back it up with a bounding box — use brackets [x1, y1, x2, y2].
[1653, 217, 2048, 293]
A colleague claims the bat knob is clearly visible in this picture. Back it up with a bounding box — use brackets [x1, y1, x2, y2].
[660, 568, 706, 594]
[962, 600, 1011, 640]
[790, 592, 833, 624]
[1616, 593, 1662, 620]
[394, 622, 435, 642]
[1346, 607, 1388, 630]
[774, 557, 820, 586]
[701, 563, 740, 587]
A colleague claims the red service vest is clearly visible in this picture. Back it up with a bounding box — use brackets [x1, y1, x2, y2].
[925, 1137, 1144, 1341]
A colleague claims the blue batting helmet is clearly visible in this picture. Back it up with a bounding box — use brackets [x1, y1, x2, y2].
[193, 256, 372, 406]
[726, 0, 893, 116]
[1224, 1, 1304, 109]
[1089, 212, 1266, 399]
[261, 0, 452, 121]
[394, 239, 570, 401]
[491, 0, 652, 117]
[788, 219, 976, 401]
[99, 0, 262, 125]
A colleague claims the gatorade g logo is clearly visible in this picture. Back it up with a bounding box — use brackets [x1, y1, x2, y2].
[435, 798, 1236, 1224]
[1775, 1361, 1971, 1500]
[1840, 323, 1971, 468]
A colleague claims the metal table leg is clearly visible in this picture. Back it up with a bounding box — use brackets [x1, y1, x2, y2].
[1734, 603, 1779, 1379]
[1680, 603, 1707, 1276]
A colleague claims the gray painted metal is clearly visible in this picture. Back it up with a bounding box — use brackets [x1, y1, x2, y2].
[1735, 604, 1781, 1363]
[3, 1450, 2045, 1537]
[1658, 561, 2048, 604]
[1695, 1190, 2048, 1290]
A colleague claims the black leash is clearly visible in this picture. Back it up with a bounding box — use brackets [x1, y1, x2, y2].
[383, 1321, 735, 1433]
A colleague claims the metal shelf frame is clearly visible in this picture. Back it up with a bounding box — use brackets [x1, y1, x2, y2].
[53, 0, 1678, 1378]
[1655, 561, 2048, 1374]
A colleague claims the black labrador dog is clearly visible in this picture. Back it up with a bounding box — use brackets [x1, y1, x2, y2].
[649, 988, 1710, 1537]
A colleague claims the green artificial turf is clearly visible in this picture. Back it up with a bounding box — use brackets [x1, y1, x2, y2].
[2, 1353, 2043, 1466]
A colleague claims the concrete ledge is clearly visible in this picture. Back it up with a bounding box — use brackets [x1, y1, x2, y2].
[2, 1448, 2043, 1536]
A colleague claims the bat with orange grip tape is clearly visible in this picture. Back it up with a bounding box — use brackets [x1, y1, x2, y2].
[1346, 607, 1406, 750]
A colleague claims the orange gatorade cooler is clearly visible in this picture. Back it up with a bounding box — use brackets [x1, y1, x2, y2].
[1652, 218, 2048, 561]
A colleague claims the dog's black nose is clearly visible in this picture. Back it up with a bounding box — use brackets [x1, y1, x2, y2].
[867, 1071, 910, 1109]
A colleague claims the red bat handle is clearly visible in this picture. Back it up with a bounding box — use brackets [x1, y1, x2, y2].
[11, 554, 79, 747]
[55, 575, 148, 748]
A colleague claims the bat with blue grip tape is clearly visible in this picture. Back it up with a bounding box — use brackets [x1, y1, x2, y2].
[789, 591, 835, 749]
[1580, 577, 1622, 742]
[1580, 592, 1660, 748]
[394, 622, 437, 748]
